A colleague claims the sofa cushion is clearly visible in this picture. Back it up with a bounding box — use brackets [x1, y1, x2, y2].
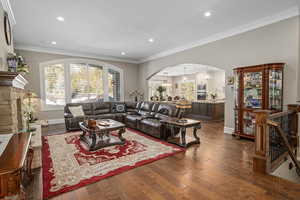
[124, 102, 138, 113]
[68, 105, 85, 117]
[125, 114, 143, 122]
[140, 118, 161, 128]
[125, 101, 136, 109]
[92, 102, 111, 115]
[112, 103, 126, 113]
[154, 104, 178, 119]
[65, 103, 93, 115]
[138, 102, 154, 116]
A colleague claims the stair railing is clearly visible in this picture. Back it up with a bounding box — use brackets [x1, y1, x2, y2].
[253, 104, 300, 174]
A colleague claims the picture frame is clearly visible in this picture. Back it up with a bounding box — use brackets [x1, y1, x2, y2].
[227, 76, 234, 85]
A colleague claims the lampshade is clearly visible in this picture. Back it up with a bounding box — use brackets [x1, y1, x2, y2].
[24, 91, 38, 99]
[176, 98, 192, 109]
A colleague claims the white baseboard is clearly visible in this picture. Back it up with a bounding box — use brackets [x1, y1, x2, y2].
[224, 127, 234, 134]
[47, 118, 65, 125]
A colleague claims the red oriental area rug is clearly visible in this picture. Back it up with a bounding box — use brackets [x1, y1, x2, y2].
[42, 128, 184, 199]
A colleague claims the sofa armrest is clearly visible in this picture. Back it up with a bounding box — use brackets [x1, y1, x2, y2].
[126, 111, 138, 115]
[64, 113, 73, 118]
[142, 116, 160, 121]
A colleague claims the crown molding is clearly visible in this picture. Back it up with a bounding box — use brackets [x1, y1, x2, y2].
[13, 6, 299, 65]
[139, 6, 300, 63]
[14, 45, 140, 64]
[1, 0, 16, 26]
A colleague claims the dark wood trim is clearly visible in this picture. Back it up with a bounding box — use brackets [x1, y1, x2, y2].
[0, 132, 33, 199]
[233, 63, 285, 70]
[234, 63, 284, 139]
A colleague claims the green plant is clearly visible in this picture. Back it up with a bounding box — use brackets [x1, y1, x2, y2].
[156, 86, 166, 101]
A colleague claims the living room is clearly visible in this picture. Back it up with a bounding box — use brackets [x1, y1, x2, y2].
[0, 1, 300, 200]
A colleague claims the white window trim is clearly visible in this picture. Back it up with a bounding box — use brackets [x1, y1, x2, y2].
[40, 58, 124, 111]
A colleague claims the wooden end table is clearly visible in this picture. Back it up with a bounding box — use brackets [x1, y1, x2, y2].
[79, 119, 126, 151]
[161, 118, 201, 148]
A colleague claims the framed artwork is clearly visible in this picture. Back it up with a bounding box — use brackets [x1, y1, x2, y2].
[4, 12, 12, 46]
[227, 76, 234, 85]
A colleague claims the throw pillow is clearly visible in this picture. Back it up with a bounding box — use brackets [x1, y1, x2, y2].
[113, 103, 126, 113]
[69, 105, 85, 117]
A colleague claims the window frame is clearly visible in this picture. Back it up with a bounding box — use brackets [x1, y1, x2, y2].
[40, 58, 124, 111]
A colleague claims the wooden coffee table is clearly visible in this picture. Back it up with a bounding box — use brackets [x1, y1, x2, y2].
[79, 119, 126, 151]
[161, 118, 201, 148]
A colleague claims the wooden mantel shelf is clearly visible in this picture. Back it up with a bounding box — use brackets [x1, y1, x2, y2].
[0, 71, 28, 89]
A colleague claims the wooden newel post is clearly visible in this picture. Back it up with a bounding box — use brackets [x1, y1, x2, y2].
[287, 104, 300, 153]
[253, 110, 271, 173]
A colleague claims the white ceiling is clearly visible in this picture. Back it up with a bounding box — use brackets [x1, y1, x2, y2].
[10, 0, 300, 63]
[156, 64, 222, 77]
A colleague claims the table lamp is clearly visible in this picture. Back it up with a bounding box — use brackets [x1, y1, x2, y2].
[176, 98, 192, 123]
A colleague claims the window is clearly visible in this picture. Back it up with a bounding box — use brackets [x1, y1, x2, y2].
[40, 59, 123, 110]
[44, 64, 65, 106]
[70, 63, 104, 103]
[108, 68, 121, 101]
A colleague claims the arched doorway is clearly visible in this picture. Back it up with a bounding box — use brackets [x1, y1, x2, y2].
[147, 63, 226, 121]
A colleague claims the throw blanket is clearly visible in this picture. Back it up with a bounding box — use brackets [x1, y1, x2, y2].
[0, 134, 13, 157]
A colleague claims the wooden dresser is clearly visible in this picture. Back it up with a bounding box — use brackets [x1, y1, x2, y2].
[0, 132, 32, 200]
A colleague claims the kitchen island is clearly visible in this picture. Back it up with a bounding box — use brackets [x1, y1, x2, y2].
[185, 100, 225, 121]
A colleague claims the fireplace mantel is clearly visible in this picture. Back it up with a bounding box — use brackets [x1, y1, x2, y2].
[0, 71, 28, 89]
[0, 72, 28, 134]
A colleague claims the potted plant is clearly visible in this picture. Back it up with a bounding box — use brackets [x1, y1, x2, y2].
[210, 92, 217, 100]
[156, 86, 166, 101]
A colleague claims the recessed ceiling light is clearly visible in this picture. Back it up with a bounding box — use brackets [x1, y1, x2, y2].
[56, 16, 65, 21]
[121, 52, 126, 55]
[51, 41, 57, 45]
[204, 11, 211, 17]
[148, 38, 154, 43]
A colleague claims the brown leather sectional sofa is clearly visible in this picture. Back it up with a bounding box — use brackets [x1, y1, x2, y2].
[64, 101, 180, 139]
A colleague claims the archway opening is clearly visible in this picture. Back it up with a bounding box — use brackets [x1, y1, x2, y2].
[148, 63, 226, 121]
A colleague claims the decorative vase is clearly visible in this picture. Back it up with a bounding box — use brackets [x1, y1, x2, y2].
[88, 119, 97, 129]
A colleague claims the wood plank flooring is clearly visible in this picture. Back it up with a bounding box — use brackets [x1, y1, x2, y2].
[28, 121, 300, 200]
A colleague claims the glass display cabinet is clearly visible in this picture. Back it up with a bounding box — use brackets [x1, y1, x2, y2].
[233, 63, 284, 139]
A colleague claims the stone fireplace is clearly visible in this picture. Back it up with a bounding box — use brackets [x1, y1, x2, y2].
[0, 72, 28, 134]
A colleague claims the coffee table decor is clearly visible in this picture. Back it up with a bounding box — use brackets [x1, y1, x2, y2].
[79, 119, 126, 151]
[42, 128, 184, 199]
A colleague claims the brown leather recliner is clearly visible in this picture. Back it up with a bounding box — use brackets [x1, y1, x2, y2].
[139, 104, 179, 139]
[124, 102, 153, 129]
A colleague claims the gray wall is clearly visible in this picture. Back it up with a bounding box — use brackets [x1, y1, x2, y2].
[0, 4, 14, 71]
[16, 49, 139, 120]
[138, 16, 300, 130]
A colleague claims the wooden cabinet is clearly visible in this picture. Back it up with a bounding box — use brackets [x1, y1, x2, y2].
[0, 132, 33, 199]
[187, 101, 224, 121]
[234, 63, 284, 139]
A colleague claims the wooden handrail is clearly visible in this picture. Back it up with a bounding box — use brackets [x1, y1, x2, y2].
[266, 119, 279, 127]
[253, 104, 300, 174]
[274, 125, 300, 172]
[268, 110, 294, 120]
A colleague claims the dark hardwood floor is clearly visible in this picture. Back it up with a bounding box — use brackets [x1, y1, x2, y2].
[28, 121, 300, 200]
